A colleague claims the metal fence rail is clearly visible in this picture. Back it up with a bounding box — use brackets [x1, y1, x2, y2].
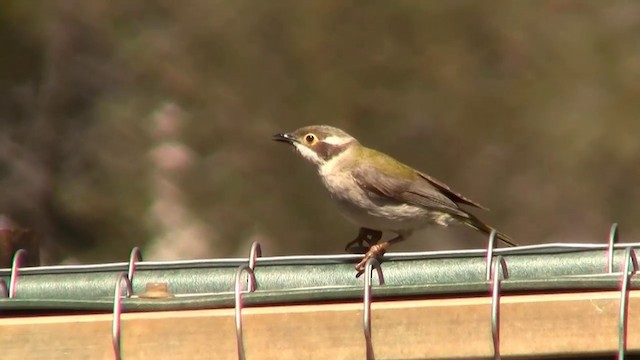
[1, 224, 639, 359]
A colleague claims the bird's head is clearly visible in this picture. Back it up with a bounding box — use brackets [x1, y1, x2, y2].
[273, 125, 359, 167]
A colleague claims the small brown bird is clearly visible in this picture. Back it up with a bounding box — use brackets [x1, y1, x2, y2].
[273, 125, 516, 275]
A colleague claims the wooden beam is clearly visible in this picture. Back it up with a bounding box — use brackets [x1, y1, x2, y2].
[1, 290, 638, 359]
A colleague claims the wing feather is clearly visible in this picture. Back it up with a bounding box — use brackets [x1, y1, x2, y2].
[351, 161, 469, 217]
[416, 172, 489, 210]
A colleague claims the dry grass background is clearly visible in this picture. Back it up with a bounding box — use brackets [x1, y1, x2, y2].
[1, 1, 639, 263]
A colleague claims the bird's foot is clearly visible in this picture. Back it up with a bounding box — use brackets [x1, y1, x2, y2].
[355, 244, 387, 278]
[344, 228, 382, 254]
[344, 240, 370, 254]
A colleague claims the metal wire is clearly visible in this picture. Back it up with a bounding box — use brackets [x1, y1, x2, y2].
[234, 241, 262, 359]
[608, 223, 619, 273]
[9, 249, 27, 298]
[485, 230, 498, 281]
[127, 247, 143, 284]
[490, 255, 509, 360]
[112, 272, 133, 360]
[618, 247, 638, 360]
[248, 241, 262, 274]
[3, 242, 640, 275]
[363, 258, 385, 360]
[234, 265, 257, 360]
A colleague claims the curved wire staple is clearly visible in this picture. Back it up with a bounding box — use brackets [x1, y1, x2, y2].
[608, 223, 619, 274]
[248, 241, 262, 276]
[485, 229, 498, 281]
[235, 265, 257, 360]
[127, 247, 143, 283]
[490, 255, 509, 360]
[363, 258, 385, 360]
[112, 272, 133, 360]
[9, 249, 27, 298]
[618, 247, 638, 360]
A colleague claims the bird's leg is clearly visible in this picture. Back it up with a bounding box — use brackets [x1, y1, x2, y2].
[355, 234, 406, 277]
[344, 228, 382, 254]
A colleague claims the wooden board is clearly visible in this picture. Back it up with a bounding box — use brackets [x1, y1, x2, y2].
[1, 290, 638, 359]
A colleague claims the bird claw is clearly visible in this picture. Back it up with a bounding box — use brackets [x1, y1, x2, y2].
[344, 230, 380, 253]
[344, 238, 366, 253]
[345, 242, 370, 254]
[354, 255, 371, 274]
[354, 244, 385, 278]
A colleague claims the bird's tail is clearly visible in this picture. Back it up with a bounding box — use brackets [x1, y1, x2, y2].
[461, 213, 517, 247]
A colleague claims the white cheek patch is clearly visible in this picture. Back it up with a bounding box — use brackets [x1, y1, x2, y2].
[293, 143, 324, 165]
[323, 136, 352, 146]
[319, 152, 342, 177]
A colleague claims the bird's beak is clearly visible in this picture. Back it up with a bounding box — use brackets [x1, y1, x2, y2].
[272, 133, 297, 144]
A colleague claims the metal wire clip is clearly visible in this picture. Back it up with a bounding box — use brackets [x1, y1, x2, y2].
[607, 223, 620, 273]
[490, 255, 509, 360]
[363, 258, 385, 360]
[485, 229, 499, 281]
[127, 246, 143, 284]
[235, 241, 261, 360]
[112, 272, 133, 360]
[618, 246, 638, 360]
[9, 249, 27, 298]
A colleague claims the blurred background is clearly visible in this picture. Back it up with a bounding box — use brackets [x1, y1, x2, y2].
[1, 1, 639, 265]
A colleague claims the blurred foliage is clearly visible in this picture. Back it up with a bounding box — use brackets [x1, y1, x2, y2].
[1, 1, 639, 264]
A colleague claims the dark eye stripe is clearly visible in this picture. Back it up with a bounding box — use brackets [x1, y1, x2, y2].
[314, 140, 353, 160]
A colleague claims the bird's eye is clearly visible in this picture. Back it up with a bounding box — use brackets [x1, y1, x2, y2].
[304, 134, 316, 144]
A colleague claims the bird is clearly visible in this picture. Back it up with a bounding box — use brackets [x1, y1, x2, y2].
[273, 125, 516, 275]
